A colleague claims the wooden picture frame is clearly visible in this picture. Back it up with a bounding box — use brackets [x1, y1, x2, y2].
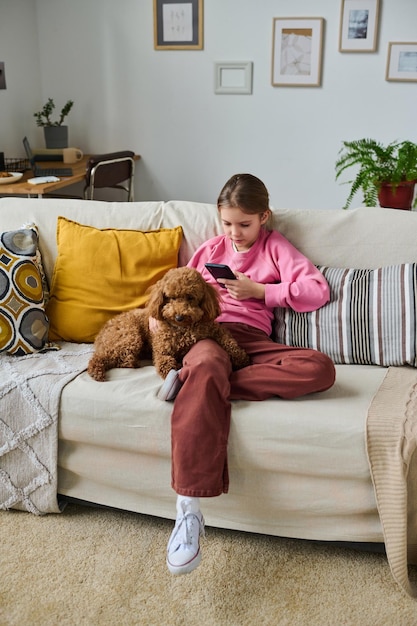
[271, 17, 324, 87]
[339, 0, 379, 52]
[386, 42, 417, 82]
[153, 0, 203, 50]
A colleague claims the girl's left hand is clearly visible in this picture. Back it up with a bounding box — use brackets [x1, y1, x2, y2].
[149, 316, 160, 333]
[222, 272, 265, 301]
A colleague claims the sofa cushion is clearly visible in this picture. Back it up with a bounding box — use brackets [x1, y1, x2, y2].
[275, 264, 417, 367]
[0, 225, 49, 355]
[46, 217, 183, 342]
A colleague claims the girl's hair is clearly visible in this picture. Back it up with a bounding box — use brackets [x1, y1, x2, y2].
[217, 173, 270, 215]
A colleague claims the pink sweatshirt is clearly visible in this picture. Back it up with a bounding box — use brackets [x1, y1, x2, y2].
[188, 228, 330, 335]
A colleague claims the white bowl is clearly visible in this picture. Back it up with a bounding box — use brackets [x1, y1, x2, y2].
[0, 172, 24, 185]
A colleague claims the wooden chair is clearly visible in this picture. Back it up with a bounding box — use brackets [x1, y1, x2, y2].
[84, 151, 135, 201]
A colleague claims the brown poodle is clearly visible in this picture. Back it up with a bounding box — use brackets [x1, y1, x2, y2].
[87, 267, 250, 382]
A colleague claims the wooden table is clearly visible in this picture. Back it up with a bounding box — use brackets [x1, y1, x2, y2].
[0, 154, 140, 198]
[0, 156, 90, 197]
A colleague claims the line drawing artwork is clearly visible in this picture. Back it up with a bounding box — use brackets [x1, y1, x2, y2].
[162, 3, 193, 42]
[280, 28, 312, 76]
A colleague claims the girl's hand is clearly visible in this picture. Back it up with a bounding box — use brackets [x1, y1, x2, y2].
[149, 316, 160, 333]
[222, 272, 265, 301]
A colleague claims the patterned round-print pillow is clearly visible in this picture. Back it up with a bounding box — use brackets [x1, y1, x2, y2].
[0, 227, 49, 355]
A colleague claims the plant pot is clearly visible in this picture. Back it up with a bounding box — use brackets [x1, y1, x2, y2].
[43, 125, 68, 149]
[378, 181, 416, 210]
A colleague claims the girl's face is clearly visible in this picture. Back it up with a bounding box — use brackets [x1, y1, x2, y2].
[220, 206, 269, 252]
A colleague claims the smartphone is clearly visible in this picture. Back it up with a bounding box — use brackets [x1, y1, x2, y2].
[205, 263, 236, 286]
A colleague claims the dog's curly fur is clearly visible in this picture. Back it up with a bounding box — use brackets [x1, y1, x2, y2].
[87, 267, 250, 382]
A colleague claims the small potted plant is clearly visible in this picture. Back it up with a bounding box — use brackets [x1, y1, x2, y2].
[335, 138, 417, 210]
[34, 98, 74, 149]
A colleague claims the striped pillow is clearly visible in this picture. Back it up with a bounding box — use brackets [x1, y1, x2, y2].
[274, 264, 417, 367]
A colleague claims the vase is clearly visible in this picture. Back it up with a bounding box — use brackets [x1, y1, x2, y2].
[43, 126, 68, 149]
[378, 181, 416, 211]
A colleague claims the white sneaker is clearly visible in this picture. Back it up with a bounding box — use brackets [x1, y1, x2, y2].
[157, 368, 183, 402]
[166, 500, 205, 575]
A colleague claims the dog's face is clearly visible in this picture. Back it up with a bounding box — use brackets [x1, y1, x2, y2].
[147, 267, 221, 327]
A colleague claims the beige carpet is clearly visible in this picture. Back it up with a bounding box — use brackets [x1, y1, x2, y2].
[1, 503, 417, 626]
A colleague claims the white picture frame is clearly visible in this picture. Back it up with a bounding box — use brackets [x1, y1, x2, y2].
[339, 0, 380, 52]
[214, 62, 253, 95]
[271, 17, 324, 87]
[386, 42, 417, 82]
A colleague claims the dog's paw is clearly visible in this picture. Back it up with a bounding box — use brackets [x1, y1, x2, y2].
[231, 349, 251, 370]
[87, 368, 107, 382]
[87, 357, 107, 382]
[158, 363, 181, 379]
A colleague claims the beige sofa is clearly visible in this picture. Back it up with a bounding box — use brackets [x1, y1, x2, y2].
[1, 197, 417, 574]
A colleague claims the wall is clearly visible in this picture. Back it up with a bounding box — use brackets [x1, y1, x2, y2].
[0, 0, 41, 154]
[1, 0, 416, 209]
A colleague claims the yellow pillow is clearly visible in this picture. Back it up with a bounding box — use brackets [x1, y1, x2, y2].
[46, 217, 183, 342]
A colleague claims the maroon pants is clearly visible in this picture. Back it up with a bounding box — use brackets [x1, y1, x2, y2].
[171, 323, 335, 498]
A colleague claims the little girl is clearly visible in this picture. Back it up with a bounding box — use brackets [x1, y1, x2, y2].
[160, 173, 336, 575]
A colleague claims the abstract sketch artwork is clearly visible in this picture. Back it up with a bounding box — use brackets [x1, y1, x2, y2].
[280, 28, 312, 76]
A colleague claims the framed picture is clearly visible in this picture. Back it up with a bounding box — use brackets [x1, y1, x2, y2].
[214, 62, 253, 95]
[386, 42, 417, 82]
[339, 0, 379, 52]
[153, 0, 203, 50]
[271, 17, 324, 87]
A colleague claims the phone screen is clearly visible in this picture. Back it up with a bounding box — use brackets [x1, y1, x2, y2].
[205, 263, 236, 282]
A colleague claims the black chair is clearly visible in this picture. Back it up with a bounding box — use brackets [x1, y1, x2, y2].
[84, 150, 135, 201]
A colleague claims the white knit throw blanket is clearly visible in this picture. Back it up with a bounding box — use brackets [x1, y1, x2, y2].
[0, 343, 94, 515]
[367, 366, 417, 598]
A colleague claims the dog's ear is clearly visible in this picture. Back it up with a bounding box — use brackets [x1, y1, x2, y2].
[146, 281, 166, 320]
[201, 281, 221, 321]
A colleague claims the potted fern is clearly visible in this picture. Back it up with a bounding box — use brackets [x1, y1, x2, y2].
[335, 138, 417, 210]
[34, 98, 74, 149]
